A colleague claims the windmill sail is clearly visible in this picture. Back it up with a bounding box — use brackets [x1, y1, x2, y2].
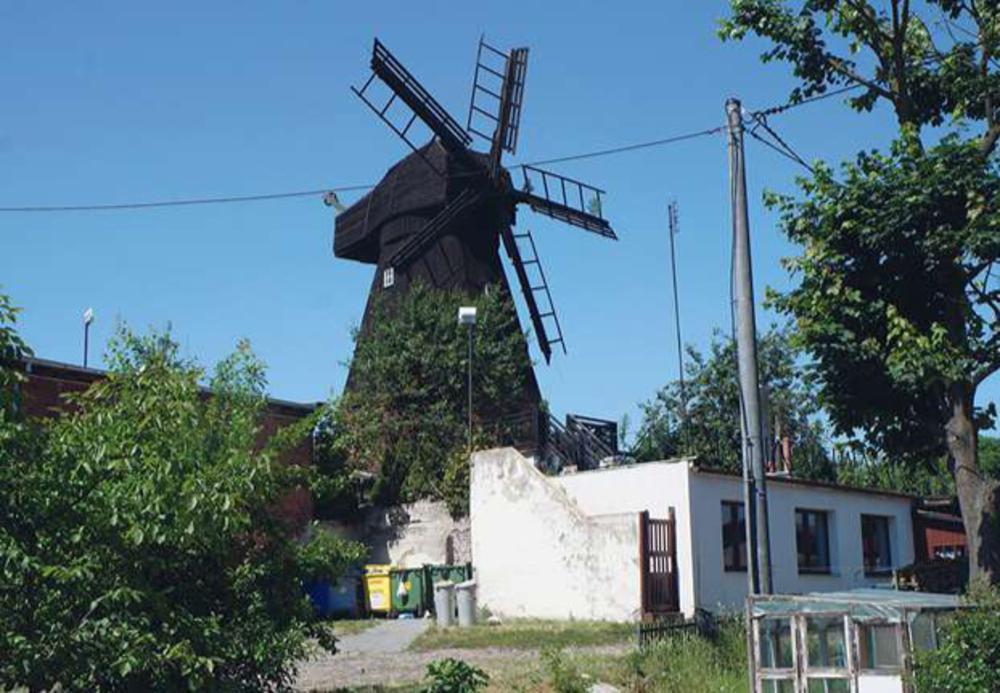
[516, 165, 616, 238]
[468, 38, 529, 163]
[353, 39, 473, 172]
[497, 47, 528, 156]
[500, 226, 565, 364]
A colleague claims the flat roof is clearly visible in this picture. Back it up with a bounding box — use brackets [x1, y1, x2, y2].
[21, 357, 318, 414]
[692, 463, 916, 500]
[559, 455, 915, 500]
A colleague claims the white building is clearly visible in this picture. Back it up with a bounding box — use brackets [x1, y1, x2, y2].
[471, 448, 916, 621]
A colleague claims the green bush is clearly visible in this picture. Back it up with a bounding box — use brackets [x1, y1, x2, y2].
[0, 312, 365, 691]
[324, 281, 534, 515]
[423, 657, 489, 692]
[621, 621, 747, 693]
[541, 646, 590, 693]
[914, 582, 1000, 693]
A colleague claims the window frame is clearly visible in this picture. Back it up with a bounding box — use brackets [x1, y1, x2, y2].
[861, 514, 893, 577]
[796, 508, 832, 575]
[855, 620, 904, 675]
[755, 616, 797, 691]
[753, 613, 855, 693]
[721, 500, 747, 572]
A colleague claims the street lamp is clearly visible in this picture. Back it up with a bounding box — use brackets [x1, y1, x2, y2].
[82, 307, 94, 368]
[458, 306, 477, 450]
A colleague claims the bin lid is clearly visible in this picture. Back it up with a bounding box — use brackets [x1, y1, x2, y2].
[455, 579, 476, 590]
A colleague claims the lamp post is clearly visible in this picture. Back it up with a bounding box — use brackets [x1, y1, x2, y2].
[458, 306, 477, 450]
[82, 308, 94, 368]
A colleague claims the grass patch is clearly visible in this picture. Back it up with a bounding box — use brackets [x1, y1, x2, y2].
[481, 620, 748, 692]
[613, 622, 748, 692]
[409, 618, 633, 652]
[331, 618, 380, 637]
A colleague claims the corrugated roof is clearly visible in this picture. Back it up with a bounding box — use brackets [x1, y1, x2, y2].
[749, 588, 962, 621]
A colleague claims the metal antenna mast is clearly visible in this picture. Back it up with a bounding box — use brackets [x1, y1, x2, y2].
[667, 201, 687, 425]
[726, 97, 773, 595]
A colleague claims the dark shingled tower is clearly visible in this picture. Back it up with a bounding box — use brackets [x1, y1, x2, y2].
[334, 37, 617, 441]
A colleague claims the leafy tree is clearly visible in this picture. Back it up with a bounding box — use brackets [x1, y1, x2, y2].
[722, 0, 1000, 581]
[330, 281, 534, 515]
[979, 435, 1000, 478]
[633, 327, 833, 480]
[836, 449, 957, 496]
[0, 290, 32, 419]
[0, 311, 364, 691]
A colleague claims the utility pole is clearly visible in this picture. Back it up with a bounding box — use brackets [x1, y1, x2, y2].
[667, 202, 687, 424]
[726, 97, 773, 595]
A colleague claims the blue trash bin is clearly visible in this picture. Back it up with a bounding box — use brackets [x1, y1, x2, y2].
[305, 580, 334, 618]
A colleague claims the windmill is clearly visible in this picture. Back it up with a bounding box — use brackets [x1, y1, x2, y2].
[334, 36, 617, 437]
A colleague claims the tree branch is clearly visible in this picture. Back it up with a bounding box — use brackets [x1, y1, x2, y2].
[982, 123, 1000, 156]
[826, 56, 896, 100]
[973, 359, 1000, 387]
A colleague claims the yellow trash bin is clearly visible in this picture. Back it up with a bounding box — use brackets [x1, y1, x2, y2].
[363, 564, 393, 615]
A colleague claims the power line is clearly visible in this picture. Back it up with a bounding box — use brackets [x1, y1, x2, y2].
[749, 83, 863, 119]
[0, 185, 374, 213]
[516, 126, 725, 168]
[0, 87, 857, 214]
[746, 118, 816, 174]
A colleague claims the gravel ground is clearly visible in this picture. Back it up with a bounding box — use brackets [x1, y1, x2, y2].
[296, 619, 628, 692]
[295, 637, 629, 691]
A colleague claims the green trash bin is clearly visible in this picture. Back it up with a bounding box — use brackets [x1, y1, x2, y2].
[390, 567, 426, 616]
[423, 563, 472, 614]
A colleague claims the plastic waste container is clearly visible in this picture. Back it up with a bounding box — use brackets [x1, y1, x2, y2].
[363, 564, 393, 615]
[390, 567, 426, 616]
[306, 574, 363, 619]
[305, 580, 333, 618]
[423, 563, 472, 613]
[329, 574, 363, 618]
[455, 579, 477, 627]
[433, 580, 455, 628]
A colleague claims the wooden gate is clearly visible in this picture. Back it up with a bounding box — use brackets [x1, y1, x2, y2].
[639, 509, 679, 616]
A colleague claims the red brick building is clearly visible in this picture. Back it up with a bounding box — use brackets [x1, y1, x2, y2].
[912, 497, 968, 561]
[16, 357, 318, 528]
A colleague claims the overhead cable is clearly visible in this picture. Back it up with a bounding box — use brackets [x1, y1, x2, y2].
[0, 87, 858, 214]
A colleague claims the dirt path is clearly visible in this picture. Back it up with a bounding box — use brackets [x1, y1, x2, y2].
[295, 642, 630, 691]
[336, 618, 430, 655]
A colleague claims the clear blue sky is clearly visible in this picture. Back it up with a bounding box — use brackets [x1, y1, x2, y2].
[4, 2, 996, 433]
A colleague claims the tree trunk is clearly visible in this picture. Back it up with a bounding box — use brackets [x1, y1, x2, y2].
[947, 382, 1000, 584]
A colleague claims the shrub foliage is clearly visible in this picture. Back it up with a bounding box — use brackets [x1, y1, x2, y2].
[0, 307, 364, 691]
[324, 281, 534, 515]
[914, 583, 1000, 693]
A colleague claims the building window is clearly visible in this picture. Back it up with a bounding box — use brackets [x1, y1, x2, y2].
[796, 509, 831, 574]
[721, 501, 746, 571]
[382, 266, 395, 289]
[932, 544, 967, 560]
[861, 514, 892, 575]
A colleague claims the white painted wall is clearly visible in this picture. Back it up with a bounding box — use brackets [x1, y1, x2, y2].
[857, 674, 904, 693]
[470, 449, 916, 622]
[689, 471, 915, 613]
[471, 448, 641, 621]
[553, 461, 697, 616]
